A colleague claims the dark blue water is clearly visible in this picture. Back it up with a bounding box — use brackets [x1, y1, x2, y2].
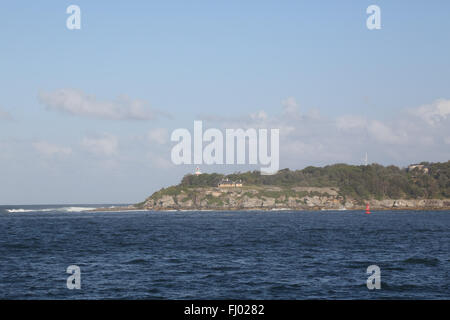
[0, 205, 449, 299]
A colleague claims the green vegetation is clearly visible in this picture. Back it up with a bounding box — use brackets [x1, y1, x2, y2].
[180, 173, 224, 187]
[170, 161, 450, 200]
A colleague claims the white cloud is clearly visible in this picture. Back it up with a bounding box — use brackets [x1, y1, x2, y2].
[367, 120, 408, 145]
[250, 110, 268, 121]
[281, 97, 301, 117]
[200, 97, 450, 168]
[148, 128, 168, 145]
[412, 99, 450, 126]
[38, 89, 167, 121]
[33, 141, 72, 157]
[81, 134, 118, 156]
[336, 115, 367, 131]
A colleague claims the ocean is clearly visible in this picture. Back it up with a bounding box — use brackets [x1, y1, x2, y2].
[0, 205, 449, 299]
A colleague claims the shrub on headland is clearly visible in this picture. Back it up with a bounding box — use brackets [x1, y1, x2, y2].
[175, 161, 450, 200]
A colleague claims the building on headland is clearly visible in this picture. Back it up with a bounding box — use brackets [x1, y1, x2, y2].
[218, 178, 243, 188]
[195, 167, 202, 175]
[407, 164, 429, 174]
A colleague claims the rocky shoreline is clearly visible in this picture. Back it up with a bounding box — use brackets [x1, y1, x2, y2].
[92, 186, 450, 212]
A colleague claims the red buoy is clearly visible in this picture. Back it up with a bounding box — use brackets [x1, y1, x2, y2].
[365, 203, 371, 214]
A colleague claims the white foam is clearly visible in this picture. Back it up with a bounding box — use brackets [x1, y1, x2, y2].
[6, 207, 96, 213]
[63, 207, 96, 212]
[7, 209, 34, 213]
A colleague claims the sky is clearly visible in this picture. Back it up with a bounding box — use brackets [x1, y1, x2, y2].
[0, 0, 449, 204]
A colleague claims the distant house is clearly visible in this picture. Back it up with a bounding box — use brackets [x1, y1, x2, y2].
[195, 167, 202, 175]
[218, 178, 234, 187]
[407, 164, 429, 174]
[218, 178, 243, 188]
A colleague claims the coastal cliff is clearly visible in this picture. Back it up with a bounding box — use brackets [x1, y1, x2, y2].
[138, 185, 450, 211]
[131, 161, 450, 211]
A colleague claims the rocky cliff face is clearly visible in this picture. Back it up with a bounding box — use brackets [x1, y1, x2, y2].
[141, 186, 450, 211]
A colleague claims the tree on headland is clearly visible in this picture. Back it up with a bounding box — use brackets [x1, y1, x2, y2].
[178, 161, 450, 200]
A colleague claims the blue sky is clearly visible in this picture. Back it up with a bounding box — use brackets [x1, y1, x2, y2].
[1, 1, 449, 204]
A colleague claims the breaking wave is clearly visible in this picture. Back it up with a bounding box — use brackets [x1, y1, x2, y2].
[6, 207, 96, 213]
